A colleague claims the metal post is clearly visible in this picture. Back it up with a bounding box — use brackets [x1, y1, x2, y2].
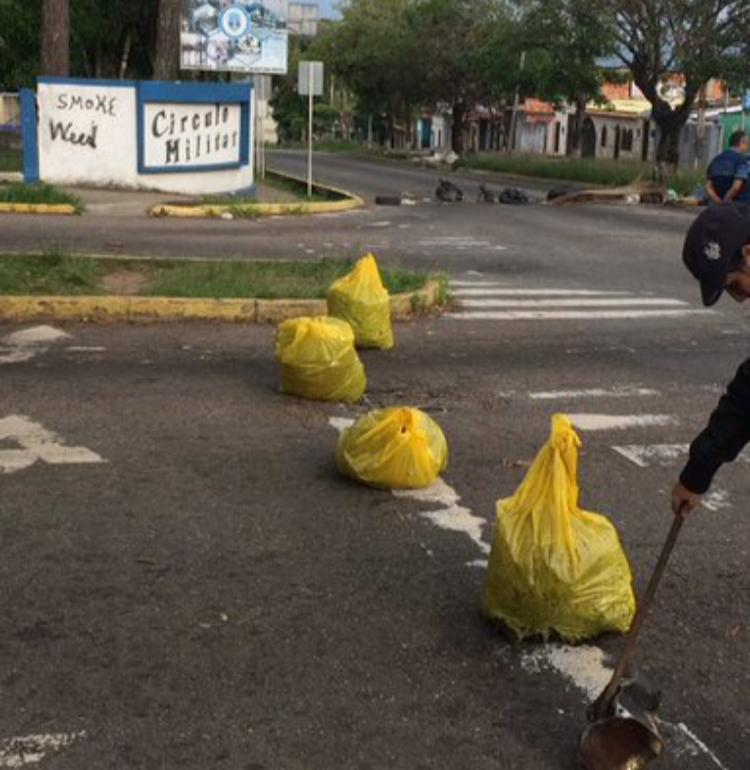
[308, 62, 313, 198]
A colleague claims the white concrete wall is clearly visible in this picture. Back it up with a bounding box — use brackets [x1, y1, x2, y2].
[36, 80, 253, 194]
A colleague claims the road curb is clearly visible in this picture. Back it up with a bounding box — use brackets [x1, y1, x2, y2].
[0, 202, 78, 215]
[149, 172, 365, 218]
[0, 281, 443, 324]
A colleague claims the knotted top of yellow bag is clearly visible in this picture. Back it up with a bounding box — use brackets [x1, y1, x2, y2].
[276, 316, 355, 364]
[499, 413, 584, 570]
[329, 254, 389, 302]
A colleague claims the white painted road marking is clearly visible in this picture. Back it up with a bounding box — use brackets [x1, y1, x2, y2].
[568, 414, 676, 431]
[0, 732, 86, 768]
[452, 288, 631, 296]
[460, 297, 688, 308]
[447, 309, 714, 321]
[0, 416, 104, 475]
[530, 387, 661, 400]
[0, 326, 71, 364]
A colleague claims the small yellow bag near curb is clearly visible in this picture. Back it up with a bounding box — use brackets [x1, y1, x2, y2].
[327, 254, 394, 349]
[336, 407, 448, 489]
[483, 414, 635, 642]
[276, 316, 366, 403]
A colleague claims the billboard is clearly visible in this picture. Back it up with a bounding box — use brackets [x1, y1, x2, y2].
[181, 1, 289, 75]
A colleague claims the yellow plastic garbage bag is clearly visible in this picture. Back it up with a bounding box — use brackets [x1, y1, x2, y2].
[276, 316, 366, 403]
[327, 254, 394, 349]
[336, 407, 448, 489]
[482, 414, 635, 642]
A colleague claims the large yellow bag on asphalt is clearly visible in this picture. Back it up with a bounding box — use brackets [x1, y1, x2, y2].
[276, 316, 366, 403]
[327, 254, 394, 349]
[483, 414, 635, 642]
[336, 407, 448, 489]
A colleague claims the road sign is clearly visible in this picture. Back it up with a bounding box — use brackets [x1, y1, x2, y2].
[298, 61, 324, 96]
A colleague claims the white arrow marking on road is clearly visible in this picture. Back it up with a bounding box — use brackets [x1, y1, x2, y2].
[0, 732, 86, 767]
[530, 387, 661, 400]
[460, 298, 688, 308]
[0, 416, 104, 474]
[0, 326, 71, 364]
[568, 414, 676, 431]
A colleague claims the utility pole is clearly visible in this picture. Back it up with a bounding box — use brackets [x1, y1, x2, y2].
[507, 50, 526, 152]
[40, 0, 69, 77]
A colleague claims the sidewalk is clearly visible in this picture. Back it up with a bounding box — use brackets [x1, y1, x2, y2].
[64, 181, 299, 218]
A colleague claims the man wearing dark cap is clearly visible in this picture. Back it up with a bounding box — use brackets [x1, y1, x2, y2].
[672, 204, 750, 514]
[705, 130, 750, 204]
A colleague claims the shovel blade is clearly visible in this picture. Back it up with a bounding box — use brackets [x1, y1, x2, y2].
[578, 717, 664, 770]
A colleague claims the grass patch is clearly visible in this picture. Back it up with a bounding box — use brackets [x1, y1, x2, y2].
[0, 182, 84, 212]
[0, 254, 429, 299]
[456, 153, 704, 195]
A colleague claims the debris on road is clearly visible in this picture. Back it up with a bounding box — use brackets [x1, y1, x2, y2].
[483, 414, 636, 642]
[435, 178, 464, 202]
[327, 254, 394, 350]
[546, 182, 666, 207]
[477, 184, 496, 203]
[497, 187, 530, 205]
[336, 407, 448, 489]
[275, 316, 366, 403]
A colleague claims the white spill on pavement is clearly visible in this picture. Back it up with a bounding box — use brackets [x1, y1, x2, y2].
[393, 478, 490, 556]
[328, 417, 490, 561]
[327, 418, 728, 766]
[529, 387, 660, 400]
[0, 415, 104, 474]
[0, 732, 85, 767]
[568, 414, 676, 431]
[0, 326, 71, 364]
[521, 646, 730, 769]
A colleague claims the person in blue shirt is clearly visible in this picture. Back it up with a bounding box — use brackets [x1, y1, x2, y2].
[705, 130, 750, 204]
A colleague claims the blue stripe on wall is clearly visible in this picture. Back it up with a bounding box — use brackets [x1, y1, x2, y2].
[20, 89, 39, 183]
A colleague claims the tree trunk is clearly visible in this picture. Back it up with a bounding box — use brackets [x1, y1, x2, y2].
[451, 103, 466, 155]
[566, 97, 586, 157]
[652, 106, 687, 172]
[40, 0, 69, 77]
[153, 0, 181, 81]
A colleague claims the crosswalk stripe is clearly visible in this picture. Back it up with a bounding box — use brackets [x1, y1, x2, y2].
[460, 298, 687, 308]
[530, 387, 660, 399]
[446, 309, 714, 321]
[613, 443, 750, 468]
[569, 414, 675, 430]
[452, 288, 632, 296]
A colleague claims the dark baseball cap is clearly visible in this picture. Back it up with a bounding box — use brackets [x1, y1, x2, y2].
[683, 204, 750, 306]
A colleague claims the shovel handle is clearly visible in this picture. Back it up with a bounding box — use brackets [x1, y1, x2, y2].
[590, 510, 685, 720]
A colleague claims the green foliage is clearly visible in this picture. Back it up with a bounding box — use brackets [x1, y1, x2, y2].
[457, 152, 704, 194]
[0, 182, 84, 211]
[0, 254, 429, 299]
[0, 0, 41, 88]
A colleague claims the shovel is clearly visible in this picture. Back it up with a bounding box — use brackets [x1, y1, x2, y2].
[578, 509, 686, 770]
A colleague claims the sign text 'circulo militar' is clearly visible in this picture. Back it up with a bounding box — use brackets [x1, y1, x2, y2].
[143, 101, 243, 169]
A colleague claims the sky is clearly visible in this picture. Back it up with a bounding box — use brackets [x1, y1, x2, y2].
[317, 0, 341, 19]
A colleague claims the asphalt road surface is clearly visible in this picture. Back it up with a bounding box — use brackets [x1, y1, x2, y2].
[0, 153, 748, 769]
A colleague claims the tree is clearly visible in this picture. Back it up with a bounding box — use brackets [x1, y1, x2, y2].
[0, 0, 42, 88]
[519, 0, 615, 155]
[408, 0, 509, 154]
[41, 0, 70, 76]
[153, 0, 181, 80]
[601, 1, 750, 166]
